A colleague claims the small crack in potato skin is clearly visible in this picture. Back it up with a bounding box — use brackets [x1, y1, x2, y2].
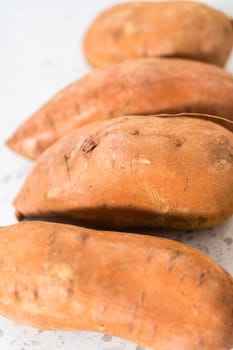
[6, 58, 233, 160]
[14, 115, 233, 230]
[0, 221, 232, 350]
[83, 1, 233, 68]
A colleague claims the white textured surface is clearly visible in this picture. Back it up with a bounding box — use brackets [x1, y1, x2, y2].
[0, 1, 232, 349]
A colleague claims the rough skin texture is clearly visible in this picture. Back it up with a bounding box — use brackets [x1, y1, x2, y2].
[6, 58, 233, 160]
[83, 1, 233, 68]
[14, 115, 233, 230]
[0, 221, 232, 350]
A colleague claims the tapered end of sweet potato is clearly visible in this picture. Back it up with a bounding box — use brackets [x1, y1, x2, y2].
[6, 133, 37, 160]
[6, 114, 57, 160]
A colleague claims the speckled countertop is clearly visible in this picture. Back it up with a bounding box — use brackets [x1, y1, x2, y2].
[0, 1, 232, 349]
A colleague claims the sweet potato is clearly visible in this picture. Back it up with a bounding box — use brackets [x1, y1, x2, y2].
[14, 115, 233, 230]
[83, 1, 233, 68]
[0, 221, 232, 350]
[6, 58, 233, 160]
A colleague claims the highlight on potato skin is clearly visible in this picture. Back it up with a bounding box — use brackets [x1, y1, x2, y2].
[0, 221, 232, 350]
[14, 114, 233, 230]
[83, 1, 233, 68]
[6, 58, 233, 160]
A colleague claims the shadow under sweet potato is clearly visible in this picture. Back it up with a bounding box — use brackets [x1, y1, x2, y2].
[16, 204, 224, 235]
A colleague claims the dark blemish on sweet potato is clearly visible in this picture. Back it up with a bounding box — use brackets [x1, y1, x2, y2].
[173, 138, 183, 147]
[48, 232, 56, 245]
[52, 247, 63, 256]
[167, 250, 183, 272]
[197, 336, 205, 348]
[80, 137, 98, 154]
[111, 143, 117, 168]
[139, 291, 145, 304]
[198, 271, 207, 286]
[46, 113, 56, 134]
[33, 288, 39, 300]
[111, 27, 123, 41]
[14, 286, 20, 302]
[223, 23, 232, 35]
[124, 100, 132, 109]
[130, 129, 140, 136]
[80, 232, 90, 245]
[64, 155, 71, 181]
[221, 296, 226, 305]
[80, 138, 97, 154]
[74, 103, 80, 115]
[67, 280, 74, 297]
[108, 110, 120, 118]
[183, 175, 189, 193]
[90, 91, 99, 102]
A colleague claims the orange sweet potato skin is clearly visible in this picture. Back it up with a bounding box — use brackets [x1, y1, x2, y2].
[0, 221, 232, 350]
[14, 115, 233, 230]
[6, 58, 233, 160]
[83, 1, 233, 68]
